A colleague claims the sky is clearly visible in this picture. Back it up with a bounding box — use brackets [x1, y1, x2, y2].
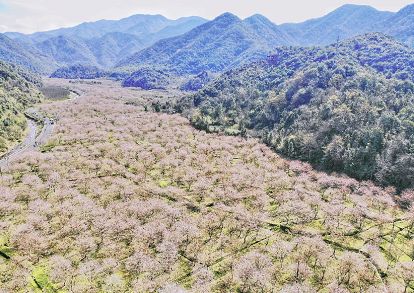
[0, 0, 413, 34]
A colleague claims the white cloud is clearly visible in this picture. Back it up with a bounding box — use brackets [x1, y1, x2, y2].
[0, 0, 413, 33]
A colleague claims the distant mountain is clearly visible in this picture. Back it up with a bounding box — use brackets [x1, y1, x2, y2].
[7, 15, 207, 42]
[5, 5, 414, 75]
[115, 5, 414, 76]
[381, 4, 414, 47]
[279, 4, 414, 47]
[116, 13, 295, 74]
[0, 34, 57, 73]
[86, 33, 145, 68]
[4, 15, 207, 72]
[279, 4, 392, 46]
[176, 33, 414, 190]
[145, 16, 210, 44]
[35, 36, 98, 67]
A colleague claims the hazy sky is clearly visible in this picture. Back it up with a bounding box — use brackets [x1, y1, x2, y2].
[0, 0, 413, 33]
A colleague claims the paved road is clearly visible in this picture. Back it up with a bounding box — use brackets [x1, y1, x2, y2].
[0, 110, 54, 170]
[36, 116, 54, 146]
[0, 87, 81, 170]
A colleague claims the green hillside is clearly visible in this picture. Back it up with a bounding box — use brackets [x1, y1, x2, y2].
[0, 61, 42, 154]
[176, 33, 414, 190]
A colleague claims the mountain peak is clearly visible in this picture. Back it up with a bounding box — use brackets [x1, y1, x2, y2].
[213, 12, 241, 23]
[244, 14, 273, 24]
[397, 4, 414, 16]
[125, 14, 167, 21]
[334, 4, 377, 12]
[325, 4, 381, 18]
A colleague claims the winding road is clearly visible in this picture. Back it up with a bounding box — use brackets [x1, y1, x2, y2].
[0, 110, 55, 170]
[0, 85, 83, 170]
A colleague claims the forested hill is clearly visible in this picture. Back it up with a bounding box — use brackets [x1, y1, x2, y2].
[0, 61, 42, 154]
[0, 34, 57, 74]
[116, 13, 295, 75]
[176, 33, 414, 190]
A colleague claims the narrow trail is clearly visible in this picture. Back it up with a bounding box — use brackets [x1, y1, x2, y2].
[0, 110, 55, 170]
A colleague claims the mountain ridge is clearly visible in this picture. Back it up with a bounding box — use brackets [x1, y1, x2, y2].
[278, 4, 394, 46]
[0, 34, 57, 73]
[2, 14, 208, 73]
[4, 4, 414, 75]
[116, 12, 294, 74]
[6, 14, 207, 41]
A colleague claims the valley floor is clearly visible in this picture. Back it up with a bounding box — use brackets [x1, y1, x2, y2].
[0, 79, 413, 292]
